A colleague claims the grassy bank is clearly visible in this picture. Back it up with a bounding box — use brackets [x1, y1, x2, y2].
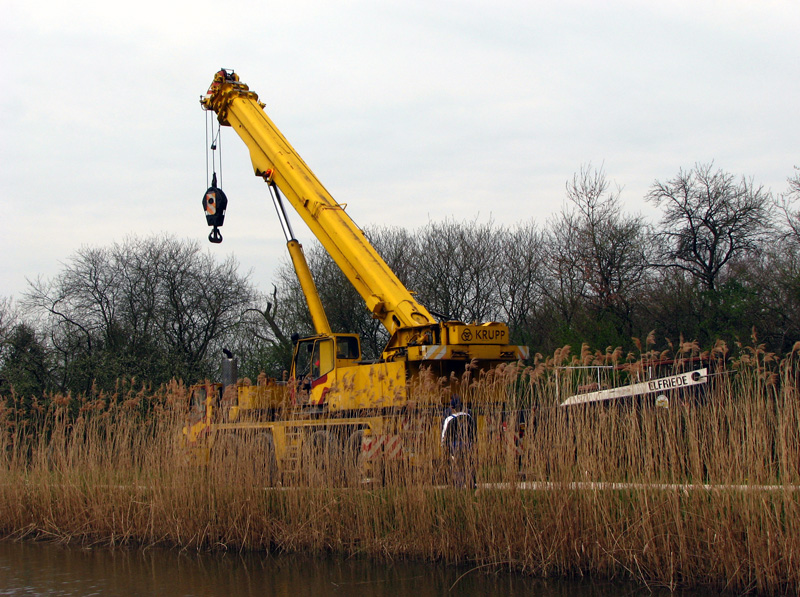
[1, 344, 799, 594]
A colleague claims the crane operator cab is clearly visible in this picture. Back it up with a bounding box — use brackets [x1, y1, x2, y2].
[291, 334, 361, 408]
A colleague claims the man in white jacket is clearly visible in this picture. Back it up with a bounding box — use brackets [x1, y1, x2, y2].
[441, 395, 476, 488]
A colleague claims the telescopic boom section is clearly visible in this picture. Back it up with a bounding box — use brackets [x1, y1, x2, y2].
[286, 239, 331, 336]
[201, 70, 436, 337]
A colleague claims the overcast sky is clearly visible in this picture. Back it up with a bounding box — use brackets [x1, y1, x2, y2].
[3, 0, 799, 300]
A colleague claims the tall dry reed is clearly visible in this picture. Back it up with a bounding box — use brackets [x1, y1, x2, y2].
[1, 345, 799, 594]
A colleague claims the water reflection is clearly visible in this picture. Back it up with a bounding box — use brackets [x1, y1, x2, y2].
[0, 541, 715, 596]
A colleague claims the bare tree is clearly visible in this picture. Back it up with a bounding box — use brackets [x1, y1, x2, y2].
[153, 237, 254, 380]
[570, 166, 650, 308]
[746, 167, 800, 350]
[0, 296, 16, 347]
[494, 222, 547, 345]
[542, 165, 651, 340]
[776, 167, 800, 243]
[24, 235, 257, 391]
[539, 212, 588, 332]
[413, 218, 503, 323]
[646, 163, 773, 291]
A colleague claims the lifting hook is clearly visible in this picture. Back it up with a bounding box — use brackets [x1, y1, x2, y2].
[202, 173, 228, 244]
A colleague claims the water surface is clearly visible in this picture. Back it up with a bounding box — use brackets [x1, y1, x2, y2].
[0, 541, 718, 596]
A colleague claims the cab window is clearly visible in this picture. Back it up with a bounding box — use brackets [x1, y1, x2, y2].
[336, 336, 360, 360]
[296, 338, 335, 380]
[296, 341, 314, 379]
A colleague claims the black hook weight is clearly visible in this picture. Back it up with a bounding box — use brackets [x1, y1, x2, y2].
[202, 173, 228, 244]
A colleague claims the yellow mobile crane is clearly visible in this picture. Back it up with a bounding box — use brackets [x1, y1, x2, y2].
[186, 69, 529, 479]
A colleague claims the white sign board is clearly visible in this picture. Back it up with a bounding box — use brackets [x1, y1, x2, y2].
[561, 368, 708, 407]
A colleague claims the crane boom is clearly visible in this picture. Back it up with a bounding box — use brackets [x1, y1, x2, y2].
[201, 69, 528, 378]
[201, 69, 435, 337]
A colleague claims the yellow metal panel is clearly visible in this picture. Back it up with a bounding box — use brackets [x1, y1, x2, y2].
[446, 323, 510, 345]
[328, 361, 407, 411]
[287, 240, 331, 335]
[237, 384, 288, 410]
